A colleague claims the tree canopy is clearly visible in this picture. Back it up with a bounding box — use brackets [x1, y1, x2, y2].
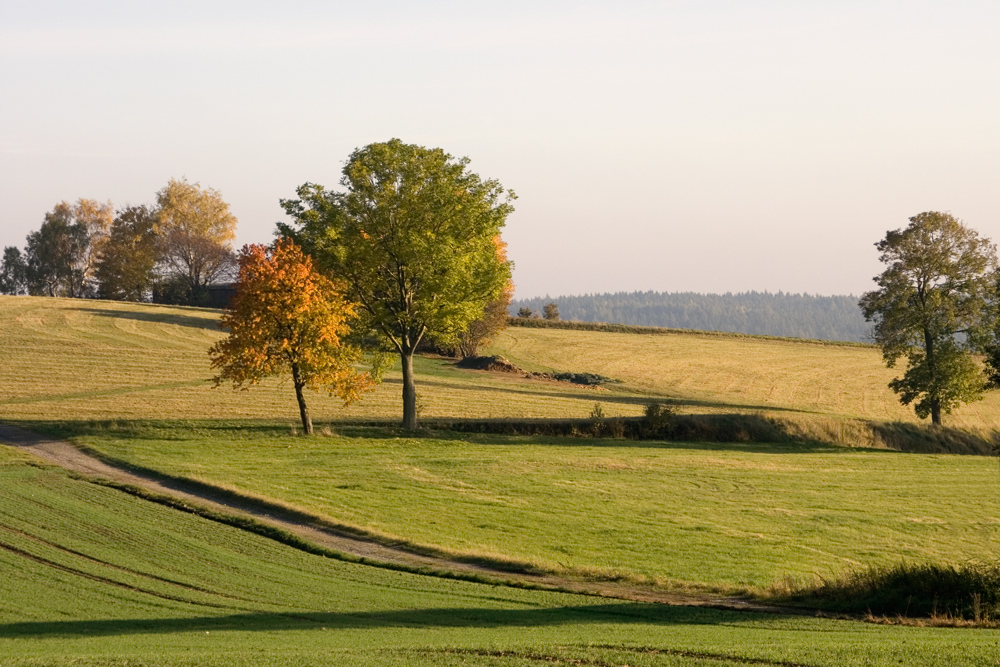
[279, 139, 514, 429]
[95, 205, 159, 301]
[0, 247, 27, 295]
[859, 211, 998, 424]
[155, 178, 237, 304]
[24, 202, 89, 297]
[454, 236, 513, 358]
[208, 239, 374, 435]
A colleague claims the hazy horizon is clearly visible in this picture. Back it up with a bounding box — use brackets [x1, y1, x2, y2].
[3, 1, 999, 300]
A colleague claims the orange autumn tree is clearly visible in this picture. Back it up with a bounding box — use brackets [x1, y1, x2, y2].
[209, 239, 374, 434]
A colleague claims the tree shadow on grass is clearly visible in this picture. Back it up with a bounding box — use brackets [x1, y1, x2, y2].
[76, 306, 221, 332]
[381, 376, 818, 416]
[0, 603, 736, 638]
[4, 417, 844, 455]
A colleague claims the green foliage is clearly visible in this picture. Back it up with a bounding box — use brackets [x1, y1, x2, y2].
[642, 402, 675, 437]
[0, 246, 27, 295]
[888, 339, 985, 420]
[279, 139, 514, 428]
[455, 239, 513, 358]
[542, 302, 559, 320]
[860, 212, 997, 424]
[24, 202, 89, 297]
[516, 306, 533, 318]
[95, 205, 158, 301]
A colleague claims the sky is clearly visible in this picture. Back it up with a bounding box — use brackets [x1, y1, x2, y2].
[2, 0, 999, 299]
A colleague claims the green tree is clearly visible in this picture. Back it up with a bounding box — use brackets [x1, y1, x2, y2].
[155, 178, 237, 305]
[96, 205, 159, 301]
[25, 203, 89, 297]
[209, 239, 374, 435]
[0, 247, 28, 295]
[280, 139, 514, 429]
[543, 302, 560, 321]
[859, 211, 997, 425]
[455, 237, 513, 358]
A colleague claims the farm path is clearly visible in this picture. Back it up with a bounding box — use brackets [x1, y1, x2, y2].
[0, 423, 806, 616]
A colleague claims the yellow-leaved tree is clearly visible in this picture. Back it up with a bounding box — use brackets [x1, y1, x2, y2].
[155, 178, 238, 304]
[208, 239, 375, 434]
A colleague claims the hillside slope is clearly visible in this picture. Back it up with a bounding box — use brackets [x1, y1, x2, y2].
[4, 295, 999, 433]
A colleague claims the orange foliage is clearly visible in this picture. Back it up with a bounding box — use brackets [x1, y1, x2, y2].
[209, 239, 374, 428]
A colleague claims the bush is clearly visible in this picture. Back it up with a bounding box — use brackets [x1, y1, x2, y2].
[787, 561, 1000, 621]
[641, 402, 675, 438]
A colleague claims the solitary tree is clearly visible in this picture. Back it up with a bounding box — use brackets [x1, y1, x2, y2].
[516, 306, 533, 318]
[155, 178, 237, 304]
[96, 205, 159, 301]
[542, 302, 560, 321]
[208, 239, 374, 435]
[280, 139, 514, 429]
[859, 212, 997, 425]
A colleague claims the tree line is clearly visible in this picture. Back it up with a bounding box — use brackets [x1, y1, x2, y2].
[7, 144, 998, 431]
[511, 291, 869, 342]
[0, 178, 237, 306]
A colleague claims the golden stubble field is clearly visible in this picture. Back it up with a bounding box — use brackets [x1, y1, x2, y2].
[490, 326, 1000, 430]
[4, 295, 1000, 432]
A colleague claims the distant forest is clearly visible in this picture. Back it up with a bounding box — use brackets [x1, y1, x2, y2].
[510, 291, 870, 343]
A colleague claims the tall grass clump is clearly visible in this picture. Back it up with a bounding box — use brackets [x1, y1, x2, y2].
[787, 561, 1000, 621]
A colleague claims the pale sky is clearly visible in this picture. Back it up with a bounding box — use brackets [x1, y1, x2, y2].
[2, 1, 999, 298]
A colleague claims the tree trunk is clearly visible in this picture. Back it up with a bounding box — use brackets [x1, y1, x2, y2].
[923, 326, 941, 426]
[401, 349, 418, 430]
[290, 362, 313, 435]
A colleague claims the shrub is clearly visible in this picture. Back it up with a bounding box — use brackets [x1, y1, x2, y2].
[787, 561, 1000, 621]
[641, 402, 675, 438]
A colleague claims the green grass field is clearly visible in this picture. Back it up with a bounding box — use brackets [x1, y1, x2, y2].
[46, 420, 1000, 591]
[4, 295, 1000, 664]
[1, 448, 999, 667]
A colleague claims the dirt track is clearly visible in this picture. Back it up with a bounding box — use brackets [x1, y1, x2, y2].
[0, 423, 805, 615]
